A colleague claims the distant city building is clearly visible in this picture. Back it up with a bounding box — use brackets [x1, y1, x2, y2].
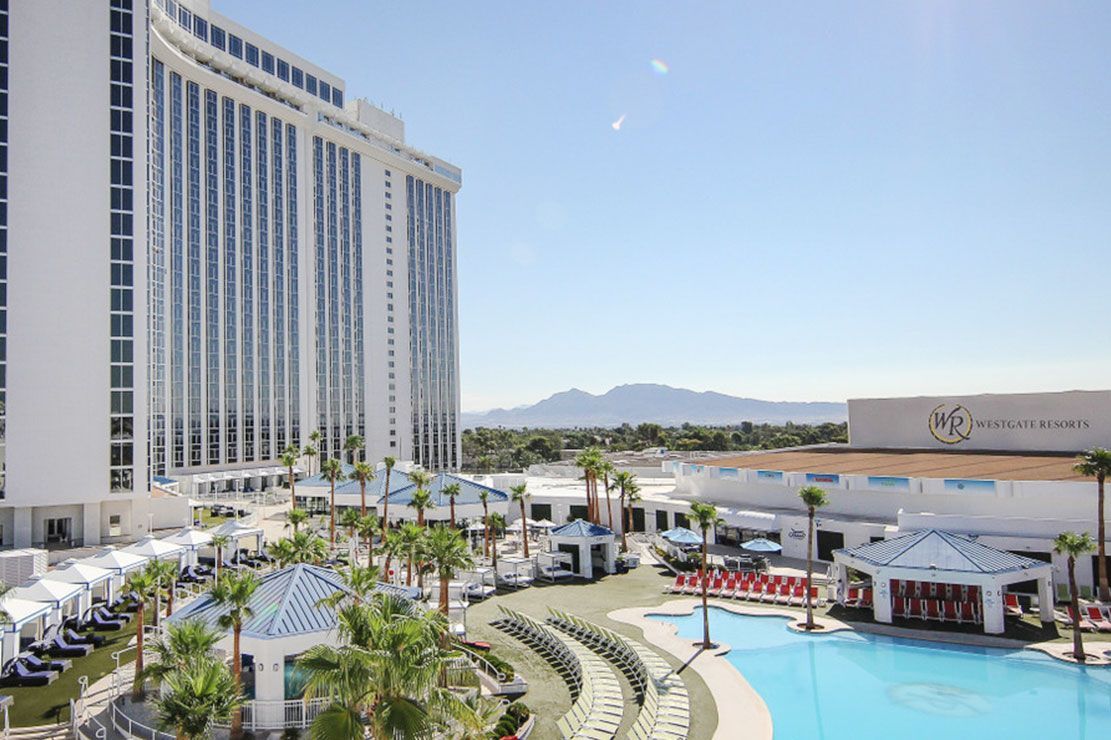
[2, 0, 461, 546]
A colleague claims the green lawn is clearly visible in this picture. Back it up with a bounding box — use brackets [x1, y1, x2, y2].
[197, 509, 233, 528]
[2, 619, 139, 727]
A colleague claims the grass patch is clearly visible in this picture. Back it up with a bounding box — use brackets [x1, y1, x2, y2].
[2, 619, 139, 727]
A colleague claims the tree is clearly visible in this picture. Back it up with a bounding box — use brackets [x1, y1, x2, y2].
[1074, 448, 1111, 603]
[425, 526, 474, 615]
[408, 471, 435, 527]
[127, 568, 161, 699]
[141, 620, 222, 685]
[381, 456, 397, 542]
[510, 483, 530, 558]
[574, 448, 602, 524]
[356, 514, 380, 569]
[287, 506, 309, 534]
[798, 485, 830, 631]
[145, 558, 179, 621]
[302, 444, 319, 478]
[478, 490, 491, 560]
[1054, 531, 1096, 662]
[489, 513, 506, 571]
[599, 460, 616, 529]
[318, 564, 383, 610]
[689, 501, 723, 649]
[270, 531, 328, 568]
[612, 471, 636, 553]
[297, 593, 468, 740]
[281, 444, 300, 510]
[443, 482, 462, 529]
[625, 481, 642, 542]
[322, 457, 344, 547]
[345, 433, 365, 465]
[381, 529, 404, 583]
[341, 507, 362, 559]
[350, 461, 375, 517]
[211, 534, 231, 585]
[399, 523, 424, 587]
[155, 656, 242, 740]
[211, 570, 261, 740]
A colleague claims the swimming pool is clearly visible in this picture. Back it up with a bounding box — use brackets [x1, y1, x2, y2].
[651, 607, 1111, 739]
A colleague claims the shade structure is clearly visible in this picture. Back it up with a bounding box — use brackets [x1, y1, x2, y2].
[10, 576, 84, 608]
[534, 519, 557, 529]
[42, 562, 113, 590]
[210, 519, 264, 543]
[0, 594, 53, 627]
[741, 538, 783, 553]
[123, 535, 186, 561]
[77, 547, 149, 576]
[162, 526, 214, 550]
[661, 527, 702, 545]
[548, 520, 618, 580]
[507, 518, 538, 531]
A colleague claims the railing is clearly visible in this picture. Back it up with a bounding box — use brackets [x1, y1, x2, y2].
[110, 697, 175, 740]
[70, 675, 108, 740]
[232, 697, 332, 731]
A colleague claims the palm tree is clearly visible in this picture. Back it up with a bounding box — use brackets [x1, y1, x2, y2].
[1074, 448, 1111, 602]
[425, 525, 475, 615]
[270, 530, 329, 567]
[298, 593, 467, 740]
[211, 570, 261, 740]
[127, 568, 161, 698]
[356, 514, 380, 568]
[399, 522, 424, 586]
[443, 482, 461, 528]
[478, 489, 491, 560]
[1054, 531, 1096, 662]
[598, 460, 616, 528]
[625, 481, 642, 541]
[341, 507, 362, 556]
[317, 564, 383, 609]
[689, 501, 723, 650]
[344, 433, 365, 465]
[351, 461, 375, 516]
[381, 456, 397, 542]
[612, 471, 636, 553]
[322, 457, 344, 547]
[509, 483, 530, 558]
[302, 444, 319, 477]
[155, 657, 242, 740]
[308, 429, 322, 465]
[489, 513, 506, 570]
[798, 485, 830, 631]
[286, 506, 309, 534]
[141, 620, 223, 684]
[574, 448, 602, 524]
[408, 477, 435, 527]
[211, 533, 231, 585]
[476, 454, 494, 474]
[145, 558, 179, 621]
[381, 529, 403, 583]
[281, 444, 300, 509]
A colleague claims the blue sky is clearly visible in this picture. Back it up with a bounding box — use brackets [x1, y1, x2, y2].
[220, 1, 1111, 411]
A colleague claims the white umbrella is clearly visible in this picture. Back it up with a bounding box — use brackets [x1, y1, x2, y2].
[507, 518, 538, 531]
[534, 519, 556, 529]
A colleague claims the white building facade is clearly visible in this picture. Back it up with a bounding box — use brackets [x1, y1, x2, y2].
[1, 0, 462, 546]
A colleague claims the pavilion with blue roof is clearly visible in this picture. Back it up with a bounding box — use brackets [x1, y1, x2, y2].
[169, 563, 417, 726]
[548, 519, 618, 580]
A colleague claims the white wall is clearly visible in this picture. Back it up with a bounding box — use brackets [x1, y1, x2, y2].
[848, 390, 1111, 451]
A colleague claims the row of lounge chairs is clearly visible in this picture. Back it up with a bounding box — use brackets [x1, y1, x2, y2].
[891, 579, 980, 602]
[669, 572, 823, 608]
[1057, 604, 1111, 632]
[892, 598, 982, 624]
[842, 587, 875, 608]
[547, 609, 690, 740]
[493, 606, 623, 739]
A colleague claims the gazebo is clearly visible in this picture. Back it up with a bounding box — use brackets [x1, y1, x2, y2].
[9, 576, 85, 631]
[210, 519, 265, 556]
[0, 595, 53, 663]
[168, 564, 413, 730]
[123, 535, 186, 564]
[162, 526, 214, 565]
[43, 561, 116, 614]
[832, 529, 1054, 635]
[548, 520, 617, 580]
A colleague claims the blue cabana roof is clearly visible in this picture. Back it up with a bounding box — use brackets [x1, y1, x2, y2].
[379, 473, 508, 507]
[833, 529, 1049, 576]
[661, 527, 701, 544]
[168, 563, 416, 639]
[300, 465, 413, 498]
[550, 519, 615, 538]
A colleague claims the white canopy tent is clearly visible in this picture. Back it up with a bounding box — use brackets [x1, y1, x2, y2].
[123, 535, 186, 564]
[832, 529, 1054, 635]
[0, 595, 52, 664]
[162, 527, 214, 566]
[42, 561, 115, 615]
[9, 576, 85, 631]
[210, 520, 265, 558]
[78, 547, 149, 594]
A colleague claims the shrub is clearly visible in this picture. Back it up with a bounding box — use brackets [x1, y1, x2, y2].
[483, 651, 516, 682]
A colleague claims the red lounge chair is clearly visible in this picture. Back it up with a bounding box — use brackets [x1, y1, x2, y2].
[733, 580, 751, 599]
[960, 602, 978, 624]
[708, 577, 724, 596]
[760, 582, 779, 603]
[908, 598, 924, 619]
[719, 578, 737, 598]
[1085, 606, 1111, 632]
[844, 587, 860, 607]
[892, 598, 907, 617]
[943, 601, 960, 622]
[861, 588, 873, 607]
[1004, 593, 1023, 617]
[749, 582, 765, 602]
[774, 584, 792, 605]
[683, 575, 702, 595]
[926, 600, 942, 621]
[670, 574, 685, 593]
[967, 585, 980, 602]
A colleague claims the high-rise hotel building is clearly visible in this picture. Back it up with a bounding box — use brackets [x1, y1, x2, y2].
[1, 0, 462, 546]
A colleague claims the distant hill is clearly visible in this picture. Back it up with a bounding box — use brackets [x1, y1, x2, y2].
[462, 384, 847, 429]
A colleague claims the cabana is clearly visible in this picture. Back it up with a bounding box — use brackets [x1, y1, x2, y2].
[536, 551, 575, 582]
[162, 526, 214, 566]
[379, 473, 509, 524]
[832, 529, 1054, 635]
[0, 595, 53, 663]
[77, 547, 149, 594]
[209, 519, 265, 559]
[168, 564, 414, 730]
[42, 561, 115, 615]
[9, 576, 85, 631]
[123, 535, 186, 564]
[548, 520, 617, 580]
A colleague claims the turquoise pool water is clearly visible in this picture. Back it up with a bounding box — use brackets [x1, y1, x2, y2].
[651, 607, 1111, 739]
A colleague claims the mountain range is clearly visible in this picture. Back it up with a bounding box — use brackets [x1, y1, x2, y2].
[461, 384, 847, 429]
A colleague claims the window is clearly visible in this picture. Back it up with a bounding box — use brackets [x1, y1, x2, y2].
[228, 34, 243, 58]
[319, 81, 331, 102]
[210, 25, 226, 50]
[332, 89, 343, 108]
[109, 515, 122, 537]
[245, 43, 259, 67]
[306, 74, 317, 95]
[261, 51, 274, 74]
[276, 58, 289, 81]
[193, 17, 207, 41]
[178, 7, 191, 29]
[291, 67, 303, 88]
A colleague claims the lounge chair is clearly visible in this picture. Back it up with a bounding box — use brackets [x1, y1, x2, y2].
[892, 598, 907, 617]
[1004, 593, 1023, 617]
[98, 606, 131, 624]
[925, 600, 942, 621]
[861, 588, 874, 607]
[91, 612, 125, 631]
[6, 662, 55, 686]
[668, 574, 684, 593]
[1084, 606, 1111, 632]
[66, 629, 104, 648]
[943, 601, 960, 622]
[843, 587, 861, 607]
[22, 655, 69, 673]
[49, 635, 92, 658]
[959, 602, 979, 624]
[774, 585, 793, 606]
